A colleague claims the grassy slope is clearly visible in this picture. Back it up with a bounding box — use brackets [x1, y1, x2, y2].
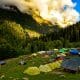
[0, 54, 80, 80]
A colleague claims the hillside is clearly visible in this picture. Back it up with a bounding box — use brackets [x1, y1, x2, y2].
[0, 8, 55, 34]
[0, 8, 56, 59]
[0, 8, 80, 60]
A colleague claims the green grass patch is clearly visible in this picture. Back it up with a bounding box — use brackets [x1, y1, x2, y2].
[0, 54, 80, 80]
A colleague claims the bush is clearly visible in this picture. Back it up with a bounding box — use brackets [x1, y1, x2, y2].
[0, 20, 26, 48]
[0, 40, 17, 60]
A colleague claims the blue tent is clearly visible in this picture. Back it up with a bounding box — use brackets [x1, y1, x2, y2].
[61, 57, 80, 71]
[70, 49, 79, 55]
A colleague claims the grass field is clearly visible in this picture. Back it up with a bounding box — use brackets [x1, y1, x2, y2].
[0, 54, 80, 80]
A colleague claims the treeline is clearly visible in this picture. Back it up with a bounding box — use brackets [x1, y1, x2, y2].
[0, 22, 80, 59]
[39, 22, 80, 42]
[19, 22, 80, 54]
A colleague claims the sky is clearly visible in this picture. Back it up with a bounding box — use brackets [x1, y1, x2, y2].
[72, 0, 80, 13]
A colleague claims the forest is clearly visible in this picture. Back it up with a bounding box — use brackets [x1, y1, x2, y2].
[0, 8, 80, 60]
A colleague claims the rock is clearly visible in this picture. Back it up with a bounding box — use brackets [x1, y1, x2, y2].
[9, 77, 13, 79]
[23, 77, 29, 80]
[60, 74, 66, 78]
[19, 60, 26, 65]
[13, 78, 19, 80]
[0, 75, 5, 79]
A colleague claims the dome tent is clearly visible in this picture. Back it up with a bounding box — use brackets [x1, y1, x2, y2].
[24, 67, 40, 75]
[59, 48, 68, 53]
[0, 61, 6, 65]
[70, 49, 79, 55]
[61, 57, 80, 72]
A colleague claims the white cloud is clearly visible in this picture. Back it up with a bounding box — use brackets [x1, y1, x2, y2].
[0, 0, 79, 28]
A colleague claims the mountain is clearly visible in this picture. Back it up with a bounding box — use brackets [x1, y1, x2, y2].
[0, 8, 56, 34]
[0, 8, 56, 59]
[0, 8, 80, 59]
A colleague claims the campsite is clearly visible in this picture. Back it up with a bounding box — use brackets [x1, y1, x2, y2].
[0, 48, 80, 80]
[0, 0, 80, 80]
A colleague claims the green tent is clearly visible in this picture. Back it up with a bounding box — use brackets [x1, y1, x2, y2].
[59, 48, 68, 53]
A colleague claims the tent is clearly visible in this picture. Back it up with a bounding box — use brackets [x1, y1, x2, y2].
[0, 61, 6, 65]
[24, 67, 40, 75]
[61, 57, 80, 72]
[70, 49, 79, 55]
[19, 60, 26, 65]
[54, 49, 59, 53]
[46, 51, 54, 55]
[59, 48, 68, 53]
[38, 51, 46, 54]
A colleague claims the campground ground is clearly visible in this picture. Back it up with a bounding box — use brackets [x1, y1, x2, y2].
[0, 53, 80, 80]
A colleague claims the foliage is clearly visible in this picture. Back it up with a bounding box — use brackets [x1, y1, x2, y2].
[0, 20, 26, 47]
[0, 38, 17, 59]
[0, 20, 28, 59]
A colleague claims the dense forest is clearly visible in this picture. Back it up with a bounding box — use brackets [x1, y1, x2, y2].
[0, 8, 80, 60]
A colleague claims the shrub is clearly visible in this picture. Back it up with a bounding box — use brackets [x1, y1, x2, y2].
[0, 39, 17, 60]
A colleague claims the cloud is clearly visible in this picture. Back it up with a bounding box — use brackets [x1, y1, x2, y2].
[0, 0, 80, 28]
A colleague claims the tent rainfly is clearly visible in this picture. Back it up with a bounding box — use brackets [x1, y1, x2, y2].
[70, 49, 79, 55]
[0, 61, 6, 65]
[61, 57, 80, 72]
